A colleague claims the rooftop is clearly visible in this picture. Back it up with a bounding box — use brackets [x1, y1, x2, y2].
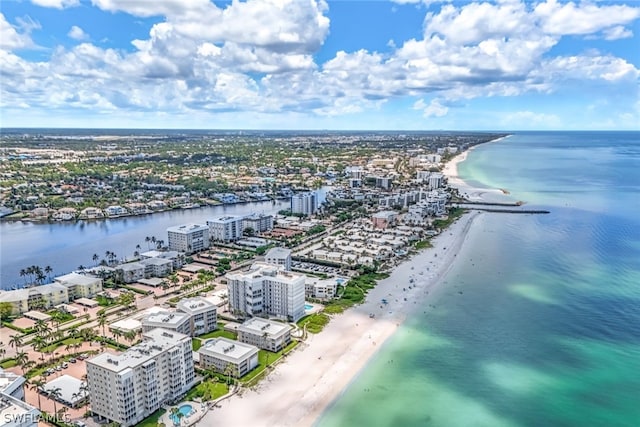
[199, 337, 258, 363]
[88, 329, 189, 371]
[265, 247, 291, 258]
[54, 272, 101, 286]
[144, 311, 189, 326]
[167, 223, 208, 233]
[238, 317, 291, 337]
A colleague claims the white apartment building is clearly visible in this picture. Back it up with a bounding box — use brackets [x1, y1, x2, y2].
[206, 216, 244, 243]
[87, 329, 195, 427]
[305, 277, 340, 299]
[0, 284, 69, 315]
[141, 311, 191, 336]
[140, 250, 185, 270]
[226, 262, 306, 322]
[140, 258, 173, 278]
[242, 213, 274, 233]
[118, 262, 145, 284]
[237, 318, 292, 352]
[290, 192, 317, 216]
[167, 223, 209, 254]
[1, 369, 39, 427]
[176, 297, 217, 336]
[198, 337, 259, 378]
[428, 172, 444, 190]
[54, 272, 103, 299]
[264, 247, 292, 271]
[345, 166, 364, 180]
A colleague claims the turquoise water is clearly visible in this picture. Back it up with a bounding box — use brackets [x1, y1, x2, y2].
[170, 404, 192, 424]
[317, 132, 640, 427]
[305, 304, 314, 310]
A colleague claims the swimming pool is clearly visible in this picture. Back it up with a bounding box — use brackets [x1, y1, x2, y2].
[170, 404, 192, 425]
[304, 304, 313, 310]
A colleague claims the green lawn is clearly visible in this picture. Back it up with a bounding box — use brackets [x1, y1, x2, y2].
[137, 409, 165, 427]
[192, 338, 202, 351]
[41, 337, 83, 353]
[414, 240, 433, 250]
[0, 359, 18, 369]
[298, 313, 330, 334]
[198, 329, 237, 340]
[185, 380, 229, 401]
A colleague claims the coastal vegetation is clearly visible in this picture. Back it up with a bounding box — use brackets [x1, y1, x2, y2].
[298, 313, 330, 334]
[324, 272, 390, 314]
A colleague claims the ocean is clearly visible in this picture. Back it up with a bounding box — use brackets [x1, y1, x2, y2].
[316, 131, 640, 427]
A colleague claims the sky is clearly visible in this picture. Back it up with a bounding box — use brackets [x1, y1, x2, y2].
[0, 0, 639, 131]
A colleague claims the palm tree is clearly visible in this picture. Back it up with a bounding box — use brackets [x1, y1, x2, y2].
[47, 387, 62, 416]
[93, 253, 100, 266]
[44, 265, 53, 282]
[97, 312, 108, 336]
[145, 236, 151, 250]
[29, 378, 46, 410]
[32, 335, 46, 362]
[124, 330, 137, 346]
[15, 351, 28, 374]
[224, 363, 236, 386]
[8, 334, 23, 351]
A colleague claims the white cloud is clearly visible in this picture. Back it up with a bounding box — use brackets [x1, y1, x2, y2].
[603, 26, 633, 41]
[31, 0, 79, 9]
[534, 0, 640, 36]
[67, 25, 89, 41]
[414, 98, 448, 117]
[0, 13, 36, 51]
[90, 0, 209, 17]
[1, 0, 639, 127]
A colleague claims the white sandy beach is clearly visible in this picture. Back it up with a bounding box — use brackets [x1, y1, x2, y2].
[442, 136, 511, 202]
[199, 210, 483, 427]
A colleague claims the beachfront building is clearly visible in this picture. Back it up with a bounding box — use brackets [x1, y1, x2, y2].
[226, 262, 306, 322]
[304, 277, 341, 299]
[264, 247, 292, 271]
[237, 318, 292, 352]
[140, 250, 185, 270]
[242, 213, 274, 233]
[290, 191, 318, 216]
[0, 284, 69, 315]
[54, 272, 103, 299]
[207, 216, 244, 243]
[372, 211, 398, 229]
[176, 297, 217, 336]
[86, 329, 195, 427]
[141, 311, 191, 336]
[428, 172, 444, 190]
[167, 223, 209, 254]
[198, 337, 259, 378]
[1, 369, 39, 427]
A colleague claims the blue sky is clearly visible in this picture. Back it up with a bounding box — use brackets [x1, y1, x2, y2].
[1, 0, 639, 130]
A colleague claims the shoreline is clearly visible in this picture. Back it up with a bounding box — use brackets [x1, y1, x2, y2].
[199, 209, 484, 427]
[443, 135, 512, 202]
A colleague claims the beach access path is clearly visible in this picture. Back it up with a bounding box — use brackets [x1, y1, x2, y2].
[198, 210, 482, 427]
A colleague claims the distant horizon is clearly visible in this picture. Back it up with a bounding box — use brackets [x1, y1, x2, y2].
[0, 127, 638, 133]
[1, 1, 639, 130]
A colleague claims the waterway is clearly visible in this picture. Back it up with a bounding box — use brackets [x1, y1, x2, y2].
[0, 200, 287, 289]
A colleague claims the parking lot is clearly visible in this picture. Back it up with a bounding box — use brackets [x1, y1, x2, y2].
[291, 260, 348, 277]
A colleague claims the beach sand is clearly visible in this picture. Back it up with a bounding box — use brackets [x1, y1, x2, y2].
[199, 210, 483, 427]
[443, 146, 505, 202]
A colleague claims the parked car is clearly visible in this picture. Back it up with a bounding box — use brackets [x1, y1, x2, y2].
[69, 358, 77, 363]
